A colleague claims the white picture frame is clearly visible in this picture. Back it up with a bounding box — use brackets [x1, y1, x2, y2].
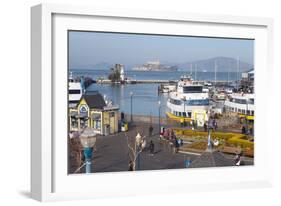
[31, 3, 274, 202]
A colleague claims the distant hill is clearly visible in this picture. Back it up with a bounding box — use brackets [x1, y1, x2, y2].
[71, 57, 253, 72]
[73, 62, 114, 70]
[72, 62, 136, 70]
[177, 57, 253, 72]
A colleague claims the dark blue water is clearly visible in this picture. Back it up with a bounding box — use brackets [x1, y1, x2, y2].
[71, 69, 239, 117]
[87, 83, 168, 117]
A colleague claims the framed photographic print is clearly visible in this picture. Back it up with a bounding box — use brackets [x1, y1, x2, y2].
[31, 3, 274, 201]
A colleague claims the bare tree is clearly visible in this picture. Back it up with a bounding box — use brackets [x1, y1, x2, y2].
[126, 132, 146, 171]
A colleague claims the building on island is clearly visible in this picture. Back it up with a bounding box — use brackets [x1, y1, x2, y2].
[69, 91, 119, 135]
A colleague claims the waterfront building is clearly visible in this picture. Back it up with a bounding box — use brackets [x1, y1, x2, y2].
[241, 69, 254, 93]
[69, 91, 119, 135]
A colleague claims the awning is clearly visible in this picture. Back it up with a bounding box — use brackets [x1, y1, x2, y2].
[70, 111, 78, 117]
[91, 113, 101, 120]
[239, 114, 254, 120]
[76, 113, 88, 119]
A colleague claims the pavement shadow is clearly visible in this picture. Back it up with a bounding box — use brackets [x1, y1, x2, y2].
[18, 190, 31, 199]
[153, 149, 162, 154]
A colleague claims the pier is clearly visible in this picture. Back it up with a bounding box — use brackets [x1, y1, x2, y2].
[96, 79, 232, 85]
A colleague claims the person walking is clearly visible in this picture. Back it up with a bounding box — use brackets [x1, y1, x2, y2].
[214, 121, 218, 130]
[149, 125, 153, 137]
[235, 154, 241, 166]
[242, 126, 246, 134]
[128, 160, 134, 171]
[204, 122, 207, 132]
[175, 138, 180, 153]
[149, 140, 155, 155]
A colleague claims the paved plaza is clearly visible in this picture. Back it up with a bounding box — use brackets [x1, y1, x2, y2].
[68, 123, 199, 174]
[68, 122, 253, 174]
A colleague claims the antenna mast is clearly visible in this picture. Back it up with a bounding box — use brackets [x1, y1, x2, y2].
[214, 59, 217, 86]
[228, 61, 230, 86]
[237, 57, 240, 90]
[195, 63, 197, 81]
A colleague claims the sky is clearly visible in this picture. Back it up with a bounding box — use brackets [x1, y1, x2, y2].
[69, 31, 254, 69]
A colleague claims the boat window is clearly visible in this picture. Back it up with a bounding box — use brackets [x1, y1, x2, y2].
[69, 89, 81, 94]
[188, 112, 192, 118]
[186, 99, 209, 106]
[170, 98, 182, 105]
[69, 100, 79, 104]
[183, 112, 186, 117]
[179, 112, 182, 117]
[249, 98, 254, 104]
[182, 86, 203, 93]
[233, 98, 247, 104]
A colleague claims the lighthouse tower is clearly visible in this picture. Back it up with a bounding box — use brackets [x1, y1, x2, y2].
[120, 64, 125, 82]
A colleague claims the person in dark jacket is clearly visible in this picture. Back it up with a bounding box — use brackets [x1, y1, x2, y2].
[149, 125, 153, 137]
[242, 126, 246, 134]
[149, 140, 155, 155]
[128, 160, 134, 171]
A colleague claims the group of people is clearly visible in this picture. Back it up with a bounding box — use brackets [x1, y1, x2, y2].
[241, 125, 254, 135]
[160, 128, 183, 153]
[203, 118, 218, 132]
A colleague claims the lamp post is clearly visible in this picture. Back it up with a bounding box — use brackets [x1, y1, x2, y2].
[80, 127, 97, 174]
[182, 96, 186, 125]
[135, 133, 146, 170]
[206, 108, 212, 151]
[130, 91, 133, 123]
[245, 99, 249, 134]
[158, 101, 161, 135]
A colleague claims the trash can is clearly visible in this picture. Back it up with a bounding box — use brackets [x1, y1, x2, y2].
[121, 122, 128, 132]
[104, 124, 110, 136]
[124, 123, 128, 131]
[185, 160, 191, 168]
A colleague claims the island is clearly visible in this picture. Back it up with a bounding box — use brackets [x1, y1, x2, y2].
[132, 60, 178, 72]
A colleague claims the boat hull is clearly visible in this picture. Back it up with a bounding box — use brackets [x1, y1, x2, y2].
[166, 112, 192, 122]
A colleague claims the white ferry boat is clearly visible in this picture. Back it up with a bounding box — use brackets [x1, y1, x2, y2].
[69, 72, 84, 108]
[166, 75, 210, 126]
[224, 93, 254, 120]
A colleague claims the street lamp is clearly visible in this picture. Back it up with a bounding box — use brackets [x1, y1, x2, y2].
[158, 100, 161, 135]
[245, 99, 249, 134]
[80, 127, 97, 174]
[135, 133, 146, 170]
[206, 108, 212, 151]
[182, 96, 186, 125]
[130, 91, 134, 123]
